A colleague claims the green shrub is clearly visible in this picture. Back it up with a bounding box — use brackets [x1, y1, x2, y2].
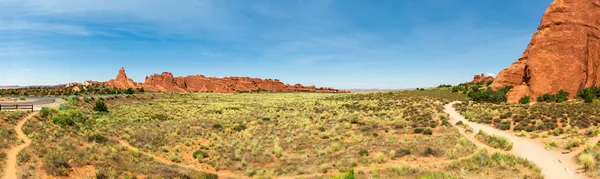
[557, 90, 570, 102]
[93, 100, 108, 112]
[413, 128, 424, 134]
[58, 104, 71, 110]
[566, 138, 583, 150]
[125, 88, 135, 95]
[467, 86, 513, 103]
[421, 147, 444, 157]
[358, 149, 369, 156]
[465, 125, 474, 133]
[273, 145, 283, 158]
[212, 123, 223, 130]
[519, 96, 531, 104]
[423, 128, 433, 135]
[87, 134, 108, 144]
[51, 109, 87, 126]
[233, 124, 246, 131]
[43, 150, 70, 176]
[83, 96, 91, 103]
[585, 93, 595, 103]
[150, 114, 170, 121]
[342, 168, 356, 179]
[193, 150, 209, 159]
[374, 152, 386, 163]
[579, 153, 596, 170]
[169, 154, 182, 163]
[96, 169, 109, 179]
[537, 93, 557, 102]
[578, 87, 600, 101]
[476, 130, 513, 151]
[39, 107, 51, 118]
[18, 150, 30, 165]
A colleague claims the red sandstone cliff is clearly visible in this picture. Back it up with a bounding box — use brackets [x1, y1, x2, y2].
[491, 0, 600, 102]
[103, 67, 346, 93]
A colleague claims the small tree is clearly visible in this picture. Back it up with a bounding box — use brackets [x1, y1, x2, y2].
[93, 100, 108, 112]
[556, 90, 570, 102]
[125, 88, 135, 95]
[519, 96, 531, 104]
[585, 93, 595, 103]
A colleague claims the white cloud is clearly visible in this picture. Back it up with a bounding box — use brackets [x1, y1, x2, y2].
[486, 73, 497, 77]
[0, 21, 90, 36]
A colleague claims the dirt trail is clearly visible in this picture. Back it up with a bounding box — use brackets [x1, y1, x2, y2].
[117, 140, 245, 179]
[2, 112, 37, 179]
[444, 102, 585, 179]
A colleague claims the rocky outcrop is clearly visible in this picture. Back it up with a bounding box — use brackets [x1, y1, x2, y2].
[143, 73, 346, 93]
[470, 73, 495, 84]
[491, 0, 600, 102]
[103, 67, 346, 93]
[106, 67, 142, 89]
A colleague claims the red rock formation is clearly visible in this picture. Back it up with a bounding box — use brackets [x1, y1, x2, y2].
[470, 73, 495, 84]
[103, 67, 346, 93]
[491, 0, 600, 102]
[106, 67, 141, 89]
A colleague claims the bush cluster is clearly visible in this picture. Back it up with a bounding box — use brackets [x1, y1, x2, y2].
[578, 87, 600, 103]
[467, 86, 513, 103]
[536, 90, 569, 103]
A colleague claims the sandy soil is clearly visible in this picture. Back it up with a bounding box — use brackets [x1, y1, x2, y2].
[444, 102, 585, 179]
[2, 112, 36, 179]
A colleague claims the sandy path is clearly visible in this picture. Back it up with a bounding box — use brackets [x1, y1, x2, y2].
[2, 112, 37, 179]
[444, 102, 585, 179]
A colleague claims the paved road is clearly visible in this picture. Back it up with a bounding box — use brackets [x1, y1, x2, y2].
[445, 102, 585, 179]
[0, 97, 57, 105]
[0, 97, 64, 111]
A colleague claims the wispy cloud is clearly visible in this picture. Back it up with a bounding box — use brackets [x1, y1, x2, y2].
[0, 21, 90, 36]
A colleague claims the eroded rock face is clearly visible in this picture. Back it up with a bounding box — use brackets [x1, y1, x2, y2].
[106, 67, 141, 89]
[470, 73, 495, 84]
[103, 67, 346, 93]
[491, 0, 600, 102]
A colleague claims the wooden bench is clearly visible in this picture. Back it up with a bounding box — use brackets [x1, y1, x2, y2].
[0, 104, 34, 112]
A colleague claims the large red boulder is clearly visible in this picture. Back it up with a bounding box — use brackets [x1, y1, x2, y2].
[492, 0, 600, 102]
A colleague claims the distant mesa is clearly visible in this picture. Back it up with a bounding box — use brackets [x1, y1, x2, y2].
[491, 0, 600, 102]
[469, 73, 494, 84]
[96, 67, 347, 93]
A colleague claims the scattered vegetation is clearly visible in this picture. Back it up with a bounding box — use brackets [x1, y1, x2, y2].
[475, 130, 513, 151]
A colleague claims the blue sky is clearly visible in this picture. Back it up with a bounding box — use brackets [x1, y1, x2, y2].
[0, 0, 552, 89]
